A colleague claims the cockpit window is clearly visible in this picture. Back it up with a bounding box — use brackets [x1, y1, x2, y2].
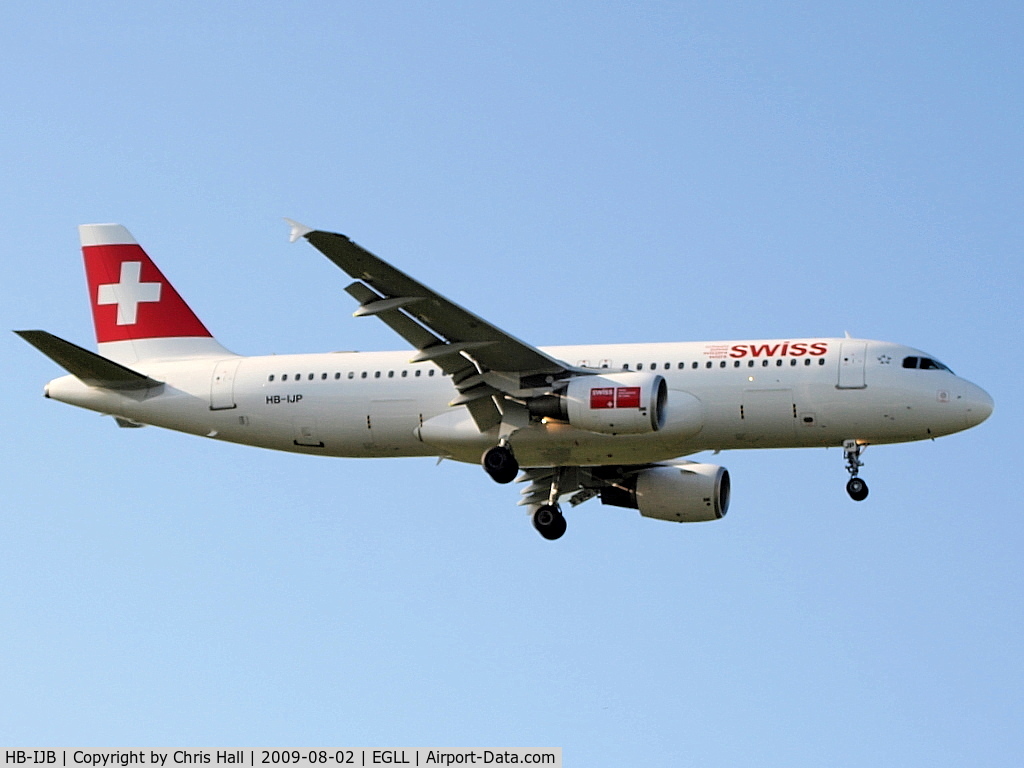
[902, 356, 953, 373]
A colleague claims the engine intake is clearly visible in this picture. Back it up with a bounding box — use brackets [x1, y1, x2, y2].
[530, 372, 667, 435]
[601, 463, 730, 522]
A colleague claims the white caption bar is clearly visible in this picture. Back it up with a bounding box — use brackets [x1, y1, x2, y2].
[0, 751, 561, 768]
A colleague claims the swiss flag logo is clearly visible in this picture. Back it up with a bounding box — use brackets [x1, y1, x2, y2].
[83, 243, 211, 343]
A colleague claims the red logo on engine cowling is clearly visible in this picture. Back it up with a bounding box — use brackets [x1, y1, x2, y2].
[591, 386, 641, 409]
[616, 387, 641, 408]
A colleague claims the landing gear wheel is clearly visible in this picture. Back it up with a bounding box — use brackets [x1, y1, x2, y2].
[846, 477, 869, 502]
[532, 504, 567, 540]
[482, 445, 519, 484]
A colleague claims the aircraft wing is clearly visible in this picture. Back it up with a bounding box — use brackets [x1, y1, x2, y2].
[289, 221, 590, 431]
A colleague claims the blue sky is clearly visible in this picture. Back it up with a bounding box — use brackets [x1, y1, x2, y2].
[1, 2, 1021, 764]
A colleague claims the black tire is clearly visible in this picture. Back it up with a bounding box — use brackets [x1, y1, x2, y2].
[482, 445, 519, 484]
[846, 477, 869, 502]
[532, 505, 567, 540]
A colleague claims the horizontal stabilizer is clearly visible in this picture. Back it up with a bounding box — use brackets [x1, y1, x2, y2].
[14, 330, 163, 390]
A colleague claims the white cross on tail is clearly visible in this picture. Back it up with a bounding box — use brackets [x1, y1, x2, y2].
[97, 261, 162, 325]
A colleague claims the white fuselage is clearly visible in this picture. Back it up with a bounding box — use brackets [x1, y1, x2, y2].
[29, 221, 993, 537]
[43, 337, 993, 467]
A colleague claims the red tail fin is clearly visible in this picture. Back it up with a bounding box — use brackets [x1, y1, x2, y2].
[80, 224, 232, 363]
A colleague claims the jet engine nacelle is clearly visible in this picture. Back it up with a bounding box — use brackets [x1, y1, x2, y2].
[600, 463, 730, 522]
[531, 372, 667, 435]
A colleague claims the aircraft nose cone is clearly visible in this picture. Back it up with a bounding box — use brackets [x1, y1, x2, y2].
[963, 383, 994, 428]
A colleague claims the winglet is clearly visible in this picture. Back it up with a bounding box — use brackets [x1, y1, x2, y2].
[284, 218, 314, 243]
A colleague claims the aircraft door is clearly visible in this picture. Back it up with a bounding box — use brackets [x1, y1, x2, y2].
[837, 342, 868, 389]
[210, 358, 242, 410]
[369, 399, 418, 454]
[740, 388, 797, 445]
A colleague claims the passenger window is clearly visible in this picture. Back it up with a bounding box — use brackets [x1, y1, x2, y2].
[622, 364, 630, 370]
[692, 362, 698, 369]
[705, 362, 712, 369]
[748, 360, 754, 367]
[334, 372, 340, 379]
[268, 374, 275, 382]
[762, 360, 769, 367]
[321, 373, 327, 380]
[388, 371, 394, 378]
[637, 363, 643, 370]
[401, 370, 408, 378]
[308, 373, 314, 380]
[776, 359, 783, 366]
[347, 372, 354, 379]
[818, 358, 825, 365]
[719, 361, 726, 368]
[429, 369, 435, 376]
[374, 371, 381, 378]
[804, 359, 811, 366]
[282, 374, 288, 381]
[790, 359, 797, 366]
[415, 369, 422, 377]
[664, 363, 670, 370]
[295, 373, 301, 380]
[361, 372, 368, 379]
[678, 362, 685, 369]
[734, 361, 740, 368]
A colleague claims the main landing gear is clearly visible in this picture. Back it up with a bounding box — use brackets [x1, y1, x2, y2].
[530, 467, 569, 540]
[482, 443, 519, 484]
[532, 504, 567, 540]
[482, 438, 567, 540]
[843, 439, 869, 501]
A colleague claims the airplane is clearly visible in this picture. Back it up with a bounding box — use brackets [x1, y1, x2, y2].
[17, 221, 994, 540]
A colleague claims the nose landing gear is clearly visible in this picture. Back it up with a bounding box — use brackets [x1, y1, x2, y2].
[843, 439, 869, 501]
